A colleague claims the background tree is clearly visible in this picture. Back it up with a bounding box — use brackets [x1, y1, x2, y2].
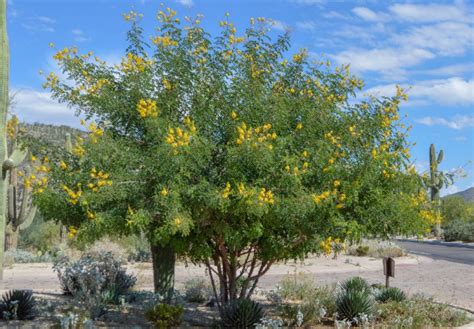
[35, 8, 434, 305]
[441, 196, 474, 224]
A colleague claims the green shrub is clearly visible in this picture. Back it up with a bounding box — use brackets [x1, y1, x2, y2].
[0, 290, 37, 320]
[376, 287, 406, 303]
[144, 303, 184, 329]
[339, 277, 371, 294]
[355, 245, 369, 256]
[18, 217, 61, 253]
[221, 299, 264, 328]
[4, 249, 55, 264]
[336, 289, 374, 322]
[443, 220, 474, 242]
[184, 278, 210, 303]
[377, 295, 471, 328]
[347, 240, 405, 258]
[336, 277, 374, 322]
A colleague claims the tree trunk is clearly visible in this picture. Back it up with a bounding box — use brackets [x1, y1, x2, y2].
[150, 243, 176, 303]
[4, 223, 17, 251]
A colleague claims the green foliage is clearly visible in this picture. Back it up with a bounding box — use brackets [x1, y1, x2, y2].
[221, 299, 264, 328]
[268, 276, 336, 326]
[377, 295, 471, 328]
[36, 7, 431, 302]
[354, 245, 369, 256]
[339, 277, 371, 294]
[144, 303, 184, 329]
[18, 215, 61, 253]
[336, 277, 374, 322]
[441, 196, 474, 225]
[0, 290, 37, 320]
[4, 249, 54, 264]
[53, 251, 136, 318]
[347, 240, 405, 258]
[376, 287, 406, 303]
[443, 220, 474, 242]
[184, 278, 211, 303]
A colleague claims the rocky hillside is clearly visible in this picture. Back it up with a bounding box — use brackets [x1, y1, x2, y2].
[447, 187, 474, 202]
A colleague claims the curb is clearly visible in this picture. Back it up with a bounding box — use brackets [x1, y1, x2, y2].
[397, 239, 474, 250]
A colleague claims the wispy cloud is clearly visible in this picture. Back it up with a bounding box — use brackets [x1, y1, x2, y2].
[10, 88, 81, 128]
[415, 116, 474, 130]
[420, 63, 474, 77]
[21, 15, 56, 33]
[174, 0, 193, 7]
[389, 3, 470, 23]
[365, 78, 474, 106]
[296, 20, 316, 31]
[291, 0, 325, 5]
[272, 20, 291, 32]
[352, 7, 389, 22]
[72, 29, 90, 42]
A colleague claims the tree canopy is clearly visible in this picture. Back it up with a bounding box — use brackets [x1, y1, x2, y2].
[33, 8, 435, 305]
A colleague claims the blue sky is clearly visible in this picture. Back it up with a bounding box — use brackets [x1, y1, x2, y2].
[6, 0, 474, 194]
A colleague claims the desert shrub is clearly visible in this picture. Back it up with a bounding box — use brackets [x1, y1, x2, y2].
[184, 278, 211, 303]
[376, 287, 406, 303]
[144, 303, 184, 329]
[4, 249, 55, 264]
[377, 295, 471, 328]
[347, 240, 405, 258]
[116, 235, 151, 262]
[221, 299, 264, 328]
[443, 220, 474, 242]
[88, 238, 128, 263]
[0, 290, 37, 320]
[336, 277, 374, 322]
[53, 251, 136, 318]
[18, 216, 61, 253]
[268, 276, 336, 326]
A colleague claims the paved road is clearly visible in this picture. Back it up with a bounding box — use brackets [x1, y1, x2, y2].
[397, 240, 474, 265]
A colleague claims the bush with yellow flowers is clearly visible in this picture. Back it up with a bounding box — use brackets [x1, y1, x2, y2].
[35, 6, 432, 306]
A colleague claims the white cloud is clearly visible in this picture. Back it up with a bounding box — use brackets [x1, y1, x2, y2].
[174, 0, 193, 7]
[71, 29, 90, 42]
[296, 20, 316, 31]
[442, 184, 459, 197]
[365, 78, 474, 106]
[421, 63, 474, 77]
[272, 20, 291, 32]
[21, 15, 55, 33]
[331, 47, 434, 73]
[389, 3, 469, 23]
[454, 136, 467, 141]
[10, 88, 82, 128]
[393, 22, 473, 56]
[352, 7, 389, 22]
[415, 116, 474, 130]
[37, 16, 55, 24]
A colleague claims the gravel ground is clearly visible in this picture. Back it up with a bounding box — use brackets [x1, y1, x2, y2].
[1, 253, 473, 311]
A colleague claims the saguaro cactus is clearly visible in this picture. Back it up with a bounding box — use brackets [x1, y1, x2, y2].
[1, 0, 28, 278]
[429, 143, 444, 237]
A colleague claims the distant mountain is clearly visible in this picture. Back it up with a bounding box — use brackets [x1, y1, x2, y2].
[445, 187, 474, 202]
[20, 122, 84, 147]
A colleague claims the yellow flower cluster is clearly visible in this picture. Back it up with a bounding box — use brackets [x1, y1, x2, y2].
[258, 188, 274, 205]
[73, 136, 85, 157]
[157, 7, 177, 23]
[87, 209, 96, 220]
[63, 185, 82, 205]
[152, 35, 178, 47]
[6, 116, 19, 139]
[88, 167, 113, 192]
[320, 237, 333, 255]
[165, 117, 196, 154]
[86, 79, 109, 94]
[137, 99, 158, 118]
[53, 47, 77, 61]
[222, 182, 232, 199]
[163, 78, 172, 91]
[42, 72, 59, 89]
[324, 131, 341, 148]
[236, 122, 277, 149]
[312, 191, 330, 205]
[122, 10, 142, 21]
[285, 162, 309, 176]
[81, 120, 104, 143]
[229, 34, 245, 45]
[292, 49, 308, 63]
[160, 187, 168, 196]
[120, 53, 152, 73]
[68, 226, 78, 239]
[174, 216, 182, 227]
[420, 209, 442, 225]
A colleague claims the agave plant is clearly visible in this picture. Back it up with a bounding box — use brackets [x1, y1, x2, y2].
[376, 287, 406, 303]
[221, 299, 264, 328]
[0, 290, 37, 320]
[336, 289, 374, 322]
[339, 277, 371, 294]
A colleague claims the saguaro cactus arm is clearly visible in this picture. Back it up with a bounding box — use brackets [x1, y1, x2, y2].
[2, 147, 27, 171]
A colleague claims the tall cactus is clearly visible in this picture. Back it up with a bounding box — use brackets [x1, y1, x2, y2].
[1, 0, 28, 278]
[429, 143, 444, 237]
[4, 116, 36, 250]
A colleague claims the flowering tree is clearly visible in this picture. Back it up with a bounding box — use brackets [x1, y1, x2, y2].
[36, 8, 434, 306]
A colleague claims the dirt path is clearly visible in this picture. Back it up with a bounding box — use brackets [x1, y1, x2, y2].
[1, 254, 473, 310]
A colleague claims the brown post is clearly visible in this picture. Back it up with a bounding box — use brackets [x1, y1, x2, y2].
[383, 257, 395, 288]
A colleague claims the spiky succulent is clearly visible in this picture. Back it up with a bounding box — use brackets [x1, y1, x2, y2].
[0, 290, 37, 320]
[336, 289, 374, 322]
[221, 299, 264, 328]
[376, 287, 406, 303]
[339, 277, 371, 294]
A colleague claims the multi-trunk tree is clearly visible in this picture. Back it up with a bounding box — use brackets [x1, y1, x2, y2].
[35, 8, 434, 305]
